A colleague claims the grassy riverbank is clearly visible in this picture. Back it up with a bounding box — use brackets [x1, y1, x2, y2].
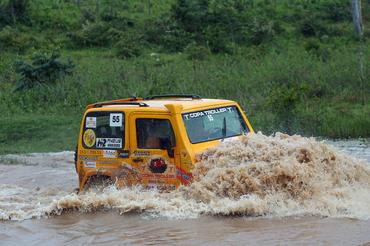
[1, 46, 369, 154]
[0, 0, 369, 154]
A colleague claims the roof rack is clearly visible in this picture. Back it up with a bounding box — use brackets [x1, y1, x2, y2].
[92, 102, 149, 108]
[145, 94, 201, 100]
[86, 97, 145, 109]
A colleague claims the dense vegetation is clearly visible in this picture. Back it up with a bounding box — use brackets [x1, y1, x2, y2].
[0, 0, 369, 154]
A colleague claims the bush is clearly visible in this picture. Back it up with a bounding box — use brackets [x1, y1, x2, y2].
[69, 21, 118, 47]
[170, 0, 281, 52]
[303, 37, 330, 61]
[303, 38, 321, 52]
[320, 0, 351, 22]
[0, 26, 39, 52]
[0, 0, 29, 27]
[266, 82, 302, 133]
[100, 13, 134, 30]
[144, 17, 192, 52]
[184, 42, 211, 60]
[266, 79, 329, 134]
[246, 16, 281, 45]
[80, 9, 96, 23]
[171, 0, 237, 52]
[30, 7, 80, 31]
[171, 0, 209, 33]
[14, 50, 75, 91]
[114, 34, 141, 59]
[297, 13, 328, 37]
[203, 25, 233, 53]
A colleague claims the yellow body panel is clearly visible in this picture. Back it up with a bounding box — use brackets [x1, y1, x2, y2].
[76, 97, 254, 191]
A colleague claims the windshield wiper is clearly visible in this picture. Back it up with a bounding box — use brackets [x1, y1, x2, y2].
[222, 117, 227, 139]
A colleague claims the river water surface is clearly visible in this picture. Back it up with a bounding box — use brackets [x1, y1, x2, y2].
[1, 133, 370, 245]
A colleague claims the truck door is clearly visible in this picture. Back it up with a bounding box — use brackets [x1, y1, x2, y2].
[129, 114, 180, 190]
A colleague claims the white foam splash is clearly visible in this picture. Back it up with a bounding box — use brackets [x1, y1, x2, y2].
[1, 133, 370, 221]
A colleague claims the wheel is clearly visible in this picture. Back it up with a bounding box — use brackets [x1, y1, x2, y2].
[84, 175, 114, 192]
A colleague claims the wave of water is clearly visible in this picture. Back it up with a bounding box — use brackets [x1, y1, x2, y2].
[1, 133, 370, 221]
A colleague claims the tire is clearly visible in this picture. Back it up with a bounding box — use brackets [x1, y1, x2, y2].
[84, 175, 114, 192]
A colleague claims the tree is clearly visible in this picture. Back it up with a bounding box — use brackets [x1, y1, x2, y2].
[351, 0, 363, 39]
[351, 0, 366, 105]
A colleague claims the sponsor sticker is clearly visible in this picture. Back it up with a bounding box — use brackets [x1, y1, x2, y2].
[85, 161, 96, 168]
[133, 150, 150, 157]
[99, 160, 118, 165]
[96, 138, 122, 148]
[183, 107, 234, 120]
[79, 149, 100, 155]
[85, 117, 97, 128]
[110, 113, 123, 127]
[141, 173, 175, 179]
[148, 158, 167, 173]
[79, 155, 98, 161]
[176, 167, 193, 184]
[103, 149, 117, 158]
[83, 129, 96, 148]
[118, 151, 130, 158]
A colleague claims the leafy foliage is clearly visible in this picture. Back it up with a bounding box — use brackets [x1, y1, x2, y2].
[0, 0, 29, 27]
[0, 0, 369, 142]
[166, 0, 284, 52]
[143, 17, 192, 52]
[114, 33, 142, 59]
[69, 21, 114, 47]
[14, 51, 75, 91]
[298, 14, 327, 37]
[0, 26, 38, 52]
[68, 13, 136, 48]
[184, 42, 210, 60]
[266, 81, 320, 134]
[320, 0, 351, 22]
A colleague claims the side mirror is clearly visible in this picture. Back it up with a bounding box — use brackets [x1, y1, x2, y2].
[160, 137, 175, 158]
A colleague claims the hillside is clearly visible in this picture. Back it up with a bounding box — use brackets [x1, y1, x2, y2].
[0, 0, 369, 154]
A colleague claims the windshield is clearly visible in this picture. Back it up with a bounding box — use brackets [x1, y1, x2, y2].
[182, 106, 249, 144]
[82, 111, 124, 149]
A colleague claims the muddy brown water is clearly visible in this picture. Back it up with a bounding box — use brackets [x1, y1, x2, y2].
[1, 134, 370, 245]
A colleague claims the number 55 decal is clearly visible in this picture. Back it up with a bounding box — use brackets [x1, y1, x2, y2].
[110, 113, 122, 127]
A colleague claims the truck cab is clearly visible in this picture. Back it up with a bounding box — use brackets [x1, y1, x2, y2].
[76, 95, 254, 191]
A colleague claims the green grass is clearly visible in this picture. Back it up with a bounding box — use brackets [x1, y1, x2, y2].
[2, 44, 368, 113]
[0, 44, 368, 155]
[0, 0, 369, 154]
[0, 114, 80, 154]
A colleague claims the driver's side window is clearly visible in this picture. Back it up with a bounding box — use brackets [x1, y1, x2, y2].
[136, 119, 175, 149]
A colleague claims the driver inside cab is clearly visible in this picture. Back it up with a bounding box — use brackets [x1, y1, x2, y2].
[138, 119, 173, 149]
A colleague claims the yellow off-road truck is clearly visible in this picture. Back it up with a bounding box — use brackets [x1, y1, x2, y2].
[75, 95, 254, 191]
